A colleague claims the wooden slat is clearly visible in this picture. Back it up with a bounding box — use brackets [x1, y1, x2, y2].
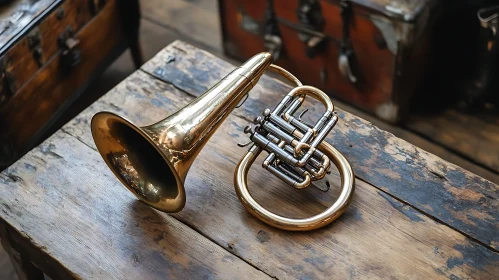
[325, 96, 499, 184]
[406, 110, 499, 173]
[140, 41, 499, 251]
[0, 125, 269, 279]
[54, 66, 499, 278]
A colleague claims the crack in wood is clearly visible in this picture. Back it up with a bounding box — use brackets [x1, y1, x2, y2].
[429, 170, 448, 181]
[60, 128, 97, 152]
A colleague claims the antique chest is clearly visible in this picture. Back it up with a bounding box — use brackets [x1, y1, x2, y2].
[0, 0, 141, 167]
[219, 0, 440, 123]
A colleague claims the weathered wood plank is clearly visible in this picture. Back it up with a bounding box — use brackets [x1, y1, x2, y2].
[140, 41, 499, 251]
[58, 70, 499, 279]
[0, 128, 269, 279]
[406, 110, 499, 173]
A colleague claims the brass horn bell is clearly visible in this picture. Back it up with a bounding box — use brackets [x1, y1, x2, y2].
[91, 53, 355, 231]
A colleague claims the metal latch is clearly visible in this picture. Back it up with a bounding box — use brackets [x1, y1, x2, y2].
[58, 26, 81, 72]
[306, 35, 327, 58]
[297, 0, 327, 58]
[27, 28, 44, 67]
[297, 0, 325, 33]
[263, 0, 282, 60]
[338, 0, 358, 84]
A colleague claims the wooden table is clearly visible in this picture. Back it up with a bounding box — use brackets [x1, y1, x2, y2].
[0, 41, 498, 279]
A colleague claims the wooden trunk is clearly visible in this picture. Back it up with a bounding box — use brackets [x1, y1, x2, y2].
[0, 0, 141, 167]
[219, 0, 440, 123]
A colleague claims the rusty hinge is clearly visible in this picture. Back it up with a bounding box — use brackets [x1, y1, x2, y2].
[27, 27, 44, 67]
[89, 0, 107, 15]
[296, 0, 327, 58]
[58, 26, 81, 72]
[338, 0, 358, 85]
[0, 57, 15, 107]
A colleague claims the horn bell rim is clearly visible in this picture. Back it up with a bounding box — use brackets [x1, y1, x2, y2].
[90, 111, 186, 213]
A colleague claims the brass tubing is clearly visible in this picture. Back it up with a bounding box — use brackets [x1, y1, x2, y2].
[235, 141, 355, 231]
[91, 52, 355, 231]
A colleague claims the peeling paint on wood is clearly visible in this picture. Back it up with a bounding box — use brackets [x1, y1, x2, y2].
[406, 109, 499, 173]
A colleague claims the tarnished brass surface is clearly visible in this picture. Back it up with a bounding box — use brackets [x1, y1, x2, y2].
[91, 53, 355, 230]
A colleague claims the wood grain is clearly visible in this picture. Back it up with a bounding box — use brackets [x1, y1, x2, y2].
[0, 129, 269, 279]
[330, 96, 499, 184]
[407, 110, 499, 173]
[55, 67, 499, 278]
[141, 41, 499, 251]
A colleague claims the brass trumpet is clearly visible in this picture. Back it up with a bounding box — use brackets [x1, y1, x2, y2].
[91, 53, 354, 231]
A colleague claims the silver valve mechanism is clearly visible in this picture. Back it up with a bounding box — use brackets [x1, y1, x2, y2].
[242, 85, 338, 189]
